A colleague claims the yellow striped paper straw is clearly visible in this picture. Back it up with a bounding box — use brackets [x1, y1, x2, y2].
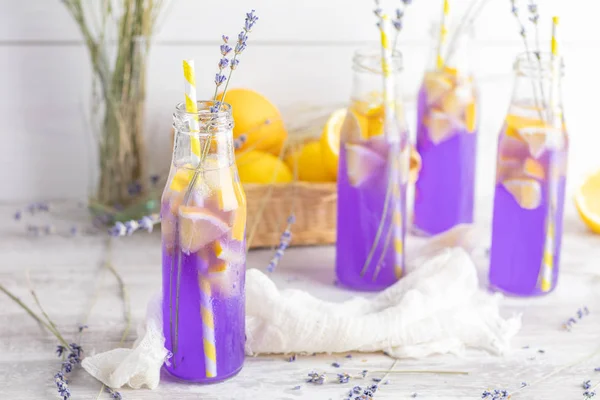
[436, 0, 450, 69]
[379, 15, 404, 278]
[182, 59, 202, 159]
[539, 16, 560, 292]
[199, 277, 217, 377]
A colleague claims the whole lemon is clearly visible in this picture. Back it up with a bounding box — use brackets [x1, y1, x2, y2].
[217, 88, 287, 155]
[285, 141, 336, 182]
[237, 150, 293, 184]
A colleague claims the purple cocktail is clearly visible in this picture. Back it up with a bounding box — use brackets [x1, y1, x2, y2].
[161, 102, 246, 382]
[413, 67, 478, 236]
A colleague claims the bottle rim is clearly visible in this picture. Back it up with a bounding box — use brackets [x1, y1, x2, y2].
[514, 52, 565, 77]
[173, 100, 234, 135]
[352, 47, 403, 74]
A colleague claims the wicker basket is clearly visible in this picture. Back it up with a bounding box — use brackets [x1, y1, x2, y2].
[244, 182, 337, 248]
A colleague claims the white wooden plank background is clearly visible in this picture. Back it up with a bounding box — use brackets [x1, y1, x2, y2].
[1, 0, 600, 203]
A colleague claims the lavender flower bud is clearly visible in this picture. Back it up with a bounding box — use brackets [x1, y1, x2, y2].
[218, 57, 229, 69]
[14, 210, 22, 220]
[238, 31, 248, 44]
[222, 34, 229, 43]
[230, 59, 240, 70]
[235, 42, 247, 54]
[139, 216, 154, 233]
[374, 7, 383, 17]
[220, 44, 232, 56]
[215, 73, 227, 86]
[210, 101, 221, 113]
[109, 222, 126, 237]
[124, 220, 138, 236]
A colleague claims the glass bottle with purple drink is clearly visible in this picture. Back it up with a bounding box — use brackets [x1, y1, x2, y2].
[335, 49, 410, 291]
[413, 28, 479, 236]
[489, 53, 568, 296]
[161, 101, 247, 382]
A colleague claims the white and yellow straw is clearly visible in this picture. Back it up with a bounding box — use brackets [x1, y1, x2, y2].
[183, 59, 217, 375]
[379, 15, 404, 279]
[539, 16, 560, 292]
[199, 277, 217, 377]
[436, 0, 450, 69]
[182, 59, 202, 159]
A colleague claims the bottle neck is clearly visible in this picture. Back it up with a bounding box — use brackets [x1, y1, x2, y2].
[350, 48, 404, 106]
[510, 53, 564, 120]
[171, 101, 235, 169]
[427, 22, 473, 75]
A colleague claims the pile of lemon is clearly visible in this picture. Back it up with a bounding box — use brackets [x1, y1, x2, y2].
[226, 88, 340, 185]
[227, 88, 420, 186]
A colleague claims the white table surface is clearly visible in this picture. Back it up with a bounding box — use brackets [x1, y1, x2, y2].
[1, 201, 599, 400]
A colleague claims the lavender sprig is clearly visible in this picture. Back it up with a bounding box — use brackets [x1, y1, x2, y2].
[105, 387, 123, 399]
[212, 9, 258, 113]
[266, 215, 295, 273]
[391, 0, 412, 50]
[563, 307, 590, 331]
[481, 389, 509, 399]
[108, 213, 159, 236]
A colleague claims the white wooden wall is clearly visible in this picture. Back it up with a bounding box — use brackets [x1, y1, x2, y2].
[1, 0, 600, 204]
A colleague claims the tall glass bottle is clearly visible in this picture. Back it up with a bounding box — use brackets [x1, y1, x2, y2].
[489, 53, 568, 296]
[335, 49, 409, 291]
[161, 101, 247, 382]
[413, 27, 479, 235]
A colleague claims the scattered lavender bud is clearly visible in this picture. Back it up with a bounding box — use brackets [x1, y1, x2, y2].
[584, 381, 592, 390]
[595, 367, 600, 372]
[584, 391, 596, 398]
[150, 174, 160, 185]
[287, 354, 296, 362]
[521, 382, 527, 388]
[411, 393, 418, 398]
[291, 385, 301, 390]
[361, 370, 368, 378]
[14, 211, 22, 220]
[307, 371, 326, 385]
[70, 226, 78, 236]
[345, 354, 352, 359]
[522, 345, 530, 349]
[332, 362, 340, 368]
[78, 324, 88, 333]
[372, 377, 382, 383]
[338, 372, 350, 384]
[538, 349, 545, 354]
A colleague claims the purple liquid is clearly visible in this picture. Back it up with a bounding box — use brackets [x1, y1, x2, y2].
[160, 174, 246, 383]
[489, 126, 568, 296]
[335, 139, 407, 291]
[413, 85, 477, 235]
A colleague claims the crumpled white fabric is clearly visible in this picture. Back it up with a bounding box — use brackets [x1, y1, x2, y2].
[82, 295, 169, 390]
[81, 224, 520, 389]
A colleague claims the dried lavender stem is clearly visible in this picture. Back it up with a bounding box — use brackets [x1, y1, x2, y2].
[104, 261, 131, 345]
[26, 275, 63, 342]
[444, 0, 490, 64]
[0, 284, 72, 350]
[360, 156, 394, 277]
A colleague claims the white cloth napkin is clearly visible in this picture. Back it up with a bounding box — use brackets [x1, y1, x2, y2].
[82, 296, 169, 390]
[82, 225, 521, 389]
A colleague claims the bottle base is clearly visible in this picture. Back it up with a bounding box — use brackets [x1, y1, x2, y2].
[163, 363, 243, 384]
[488, 283, 556, 298]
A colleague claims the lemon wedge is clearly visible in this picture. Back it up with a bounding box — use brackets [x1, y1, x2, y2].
[575, 169, 600, 233]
